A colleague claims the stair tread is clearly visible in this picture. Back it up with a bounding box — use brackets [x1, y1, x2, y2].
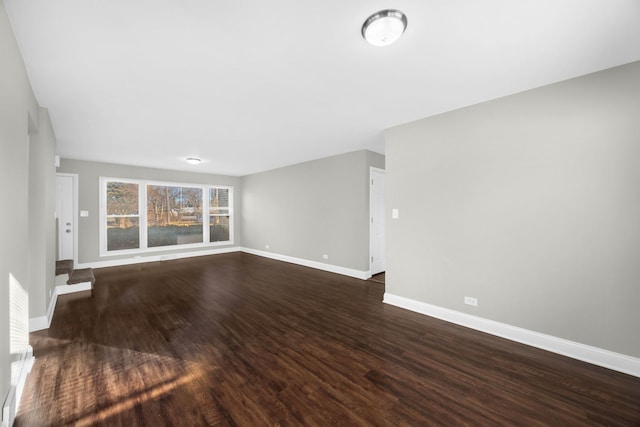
[56, 259, 74, 276]
[68, 268, 95, 286]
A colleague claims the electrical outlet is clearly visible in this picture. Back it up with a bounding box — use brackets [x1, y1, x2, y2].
[265, 244, 270, 249]
[464, 296, 478, 307]
[322, 254, 329, 260]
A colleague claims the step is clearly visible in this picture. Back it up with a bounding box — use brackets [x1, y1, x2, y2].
[56, 267, 96, 296]
[68, 268, 95, 287]
[55, 260, 96, 295]
[55, 259, 74, 276]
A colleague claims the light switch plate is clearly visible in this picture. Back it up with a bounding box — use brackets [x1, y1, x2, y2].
[392, 208, 399, 219]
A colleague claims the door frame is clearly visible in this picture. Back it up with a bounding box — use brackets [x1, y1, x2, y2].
[56, 173, 79, 265]
[369, 167, 386, 277]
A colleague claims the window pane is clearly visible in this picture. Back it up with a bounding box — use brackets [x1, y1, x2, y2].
[107, 217, 139, 250]
[210, 188, 229, 209]
[107, 182, 138, 215]
[210, 215, 230, 242]
[147, 185, 203, 247]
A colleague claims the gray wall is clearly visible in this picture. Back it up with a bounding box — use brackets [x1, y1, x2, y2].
[59, 150, 385, 272]
[241, 150, 385, 272]
[385, 61, 640, 358]
[58, 159, 243, 264]
[1, 0, 57, 417]
[28, 109, 57, 318]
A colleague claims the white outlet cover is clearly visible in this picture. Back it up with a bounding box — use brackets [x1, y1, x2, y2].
[464, 296, 478, 307]
[392, 208, 399, 219]
[80, 210, 89, 217]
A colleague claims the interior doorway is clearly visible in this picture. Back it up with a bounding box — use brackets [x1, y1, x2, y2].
[369, 167, 385, 277]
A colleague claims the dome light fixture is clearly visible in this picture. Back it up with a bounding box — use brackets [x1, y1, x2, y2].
[362, 9, 407, 47]
[186, 157, 201, 165]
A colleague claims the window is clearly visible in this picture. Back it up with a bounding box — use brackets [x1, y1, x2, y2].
[100, 178, 233, 255]
[147, 184, 203, 247]
[106, 181, 140, 251]
[210, 187, 230, 242]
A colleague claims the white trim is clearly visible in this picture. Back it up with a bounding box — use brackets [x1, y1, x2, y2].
[97, 239, 235, 258]
[31, 313, 46, 333]
[29, 288, 58, 332]
[78, 246, 241, 269]
[383, 293, 640, 378]
[99, 177, 141, 257]
[56, 173, 79, 265]
[99, 177, 234, 257]
[80, 247, 370, 280]
[2, 386, 15, 427]
[369, 167, 385, 277]
[26, 247, 366, 348]
[56, 282, 92, 295]
[55, 273, 68, 287]
[241, 247, 370, 280]
[14, 346, 33, 415]
[2, 345, 34, 427]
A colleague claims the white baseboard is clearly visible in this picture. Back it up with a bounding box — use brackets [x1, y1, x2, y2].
[1, 386, 14, 427]
[2, 345, 34, 427]
[241, 247, 370, 280]
[29, 288, 58, 332]
[56, 282, 92, 295]
[54, 273, 68, 287]
[74, 246, 370, 280]
[15, 346, 33, 416]
[29, 247, 240, 333]
[77, 246, 241, 269]
[383, 293, 640, 378]
[31, 280, 89, 332]
[29, 248, 367, 335]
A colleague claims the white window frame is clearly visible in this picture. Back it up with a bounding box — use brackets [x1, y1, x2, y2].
[208, 186, 233, 243]
[99, 177, 234, 257]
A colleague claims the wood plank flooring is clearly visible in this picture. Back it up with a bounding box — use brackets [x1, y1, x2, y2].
[17, 253, 640, 426]
[369, 272, 385, 284]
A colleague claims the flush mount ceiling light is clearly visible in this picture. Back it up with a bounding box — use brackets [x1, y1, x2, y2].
[186, 157, 201, 165]
[362, 9, 407, 47]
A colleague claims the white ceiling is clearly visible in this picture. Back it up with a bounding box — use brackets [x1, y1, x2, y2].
[5, 0, 640, 176]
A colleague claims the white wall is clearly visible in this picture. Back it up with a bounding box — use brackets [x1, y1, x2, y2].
[385, 61, 640, 358]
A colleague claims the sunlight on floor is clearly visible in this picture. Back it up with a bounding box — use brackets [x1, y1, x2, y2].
[18, 341, 213, 426]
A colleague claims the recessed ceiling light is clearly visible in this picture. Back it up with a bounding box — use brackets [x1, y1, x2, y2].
[186, 157, 201, 165]
[362, 9, 407, 47]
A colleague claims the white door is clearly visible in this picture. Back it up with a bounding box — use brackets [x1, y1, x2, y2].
[56, 174, 75, 261]
[370, 168, 386, 275]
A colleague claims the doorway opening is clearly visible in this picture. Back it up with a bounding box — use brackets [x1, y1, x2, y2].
[369, 167, 385, 278]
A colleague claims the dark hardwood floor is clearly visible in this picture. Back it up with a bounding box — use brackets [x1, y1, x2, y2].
[17, 253, 640, 426]
[369, 272, 385, 284]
